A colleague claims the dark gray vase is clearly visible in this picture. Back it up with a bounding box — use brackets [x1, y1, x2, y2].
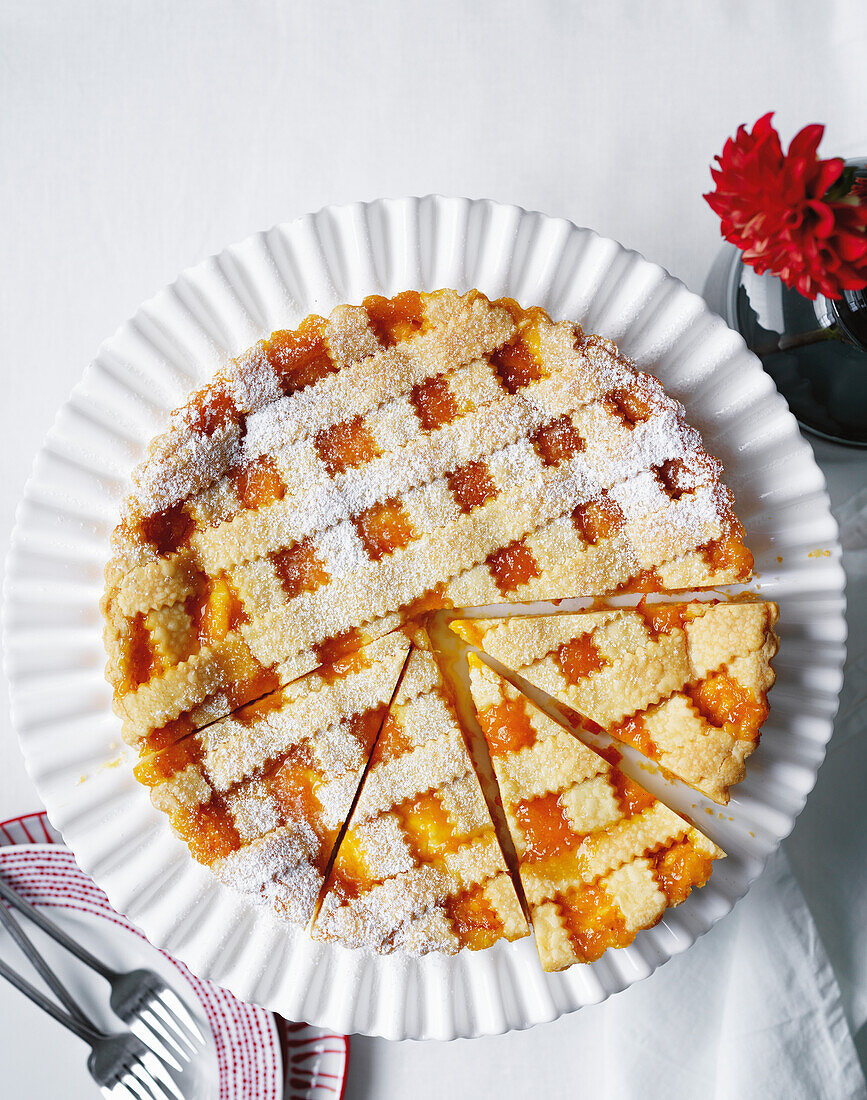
[703, 158, 867, 448]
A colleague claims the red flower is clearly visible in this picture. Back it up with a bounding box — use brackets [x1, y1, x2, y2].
[704, 112, 867, 299]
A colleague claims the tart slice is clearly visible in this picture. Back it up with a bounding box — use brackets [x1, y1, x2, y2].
[133, 631, 411, 927]
[312, 627, 528, 955]
[453, 600, 778, 804]
[467, 655, 724, 971]
[104, 289, 754, 755]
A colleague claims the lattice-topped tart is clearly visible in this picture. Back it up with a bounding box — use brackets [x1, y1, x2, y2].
[104, 288, 771, 968]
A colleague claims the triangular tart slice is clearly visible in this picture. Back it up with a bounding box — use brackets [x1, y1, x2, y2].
[453, 599, 778, 804]
[467, 655, 724, 971]
[312, 626, 528, 955]
[133, 630, 411, 927]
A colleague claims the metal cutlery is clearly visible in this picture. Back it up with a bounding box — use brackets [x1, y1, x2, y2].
[0, 873, 206, 1097]
[0, 935, 183, 1098]
[0, 875, 203, 1068]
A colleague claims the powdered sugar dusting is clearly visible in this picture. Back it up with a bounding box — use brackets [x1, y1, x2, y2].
[228, 345, 283, 412]
[214, 824, 324, 925]
[131, 420, 242, 518]
[317, 863, 455, 953]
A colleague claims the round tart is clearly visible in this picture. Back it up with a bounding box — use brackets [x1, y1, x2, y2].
[103, 288, 773, 967]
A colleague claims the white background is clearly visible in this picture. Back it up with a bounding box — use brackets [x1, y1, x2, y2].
[2, 3, 866, 1096]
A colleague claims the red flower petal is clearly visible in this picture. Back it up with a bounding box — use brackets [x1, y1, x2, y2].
[704, 114, 867, 298]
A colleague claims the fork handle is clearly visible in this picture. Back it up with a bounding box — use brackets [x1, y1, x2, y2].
[0, 897, 93, 1027]
[0, 957, 104, 1046]
[0, 877, 115, 981]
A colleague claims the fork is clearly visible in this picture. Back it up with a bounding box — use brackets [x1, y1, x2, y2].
[0, 954, 184, 1099]
[0, 875, 204, 1069]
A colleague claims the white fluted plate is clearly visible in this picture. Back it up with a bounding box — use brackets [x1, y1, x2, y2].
[2, 197, 846, 1040]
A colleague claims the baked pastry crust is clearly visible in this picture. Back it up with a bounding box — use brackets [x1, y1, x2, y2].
[103, 290, 753, 755]
[453, 600, 778, 804]
[313, 627, 528, 954]
[467, 655, 724, 971]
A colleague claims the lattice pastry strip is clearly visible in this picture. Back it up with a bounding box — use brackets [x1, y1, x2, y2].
[467, 657, 723, 971]
[132, 631, 411, 928]
[313, 628, 528, 955]
[453, 600, 778, 804]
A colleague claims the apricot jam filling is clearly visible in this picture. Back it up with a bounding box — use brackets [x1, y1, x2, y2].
[272, 749, 325, 833]
[400, 582, 451, 619]
[372, 713, 415, 766]
[615, 568, 663, 595]
[638, 600, 690, 636]
[443, 885, 503, 951]
[324, 646, 373, 685]
[342, 706, 389, 761]
[134, 736, 203, 786]
[397, 791, 457, 860]
[233, 457, 286, 511]
[688, 674, 768, 735]
[603, 386, 653, 429]
[486, 537, 541, 593]
[354, 498, 416, 560]
[410, 374, 459, 431]
[225, 685, 286, 729]
[532, 416, 585, 466]
[609, 713, 660, 760]
[490, 337, 543, 393]
[224, 668, 280, 713]
[363, 290, 426, 347]
[447, 459, 499, 513]
[195, 574, 248, 645]
[188, 380, 240, 437]
[271, 538, 330, 599]
[265, 317, 337, 396]
[137, 502, 194, 557]
[557, 882, 631, 962]
[652, 838, 714, 905]
[555, 635, 605, 683]
[176, 800, 241, 864]
[140, 715, 196, 756]
[655, 458, 691, 501]
[478, 699, 538, 756]
[608, 767, 656, 818]
[315, 414, 381, 477]
[513, 792, 581, 862]
[314, 627, 367, 675]
[703, 534, 754, 576]
[124, 612, 157, 694]
[328, 832, 372, 902]
[571, 494, 624, 545]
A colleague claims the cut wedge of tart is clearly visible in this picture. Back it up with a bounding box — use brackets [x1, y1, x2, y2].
[133, 631, 411, 927]
[466, 655, 724, 971]
[453, 599, 778, 804]
[312, 627, 528, 955]
[104, 289, 754, 755]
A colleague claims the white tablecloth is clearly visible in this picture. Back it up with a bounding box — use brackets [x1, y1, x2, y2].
[1, 3, 865, 1096]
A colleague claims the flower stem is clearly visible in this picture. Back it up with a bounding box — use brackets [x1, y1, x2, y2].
[753, 324, 842, 358]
